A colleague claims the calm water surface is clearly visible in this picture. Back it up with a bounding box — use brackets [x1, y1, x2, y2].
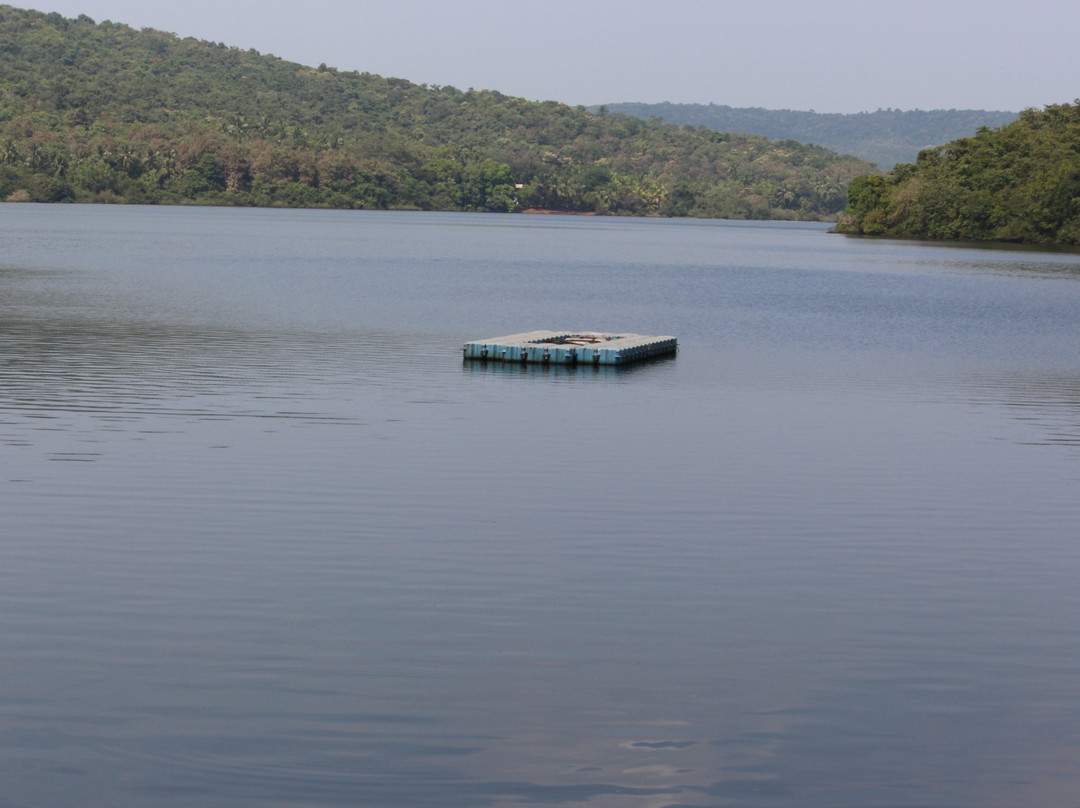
[2, 205, 1080, 807]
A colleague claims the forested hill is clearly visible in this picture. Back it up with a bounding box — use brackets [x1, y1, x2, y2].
[835, 102, 1080, 245]
[0, 6, 874, 218]
[596, 103, 1018, 169]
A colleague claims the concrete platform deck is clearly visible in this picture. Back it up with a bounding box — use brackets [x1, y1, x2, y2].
[463, 331, 677, 366]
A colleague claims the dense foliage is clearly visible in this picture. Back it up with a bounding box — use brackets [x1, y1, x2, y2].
[0, 6, 874, 217]
[597, 103, 1018, 169]
[835, 103, 1080, 245]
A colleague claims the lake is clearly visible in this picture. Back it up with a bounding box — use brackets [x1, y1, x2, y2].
[2, 205, 1079, 807]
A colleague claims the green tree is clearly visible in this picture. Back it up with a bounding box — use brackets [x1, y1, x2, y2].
[461, 158, 514, 211]
[73, 158, 121, 194]
[174, 153, 225, 196]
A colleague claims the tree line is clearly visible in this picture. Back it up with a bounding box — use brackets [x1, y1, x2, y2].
[0, 6, 873, 218]
[597, 103, 1018, 170]
[835, 102, 1080, 245]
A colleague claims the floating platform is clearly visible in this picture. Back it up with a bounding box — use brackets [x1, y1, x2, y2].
[463, 331, 677, 366]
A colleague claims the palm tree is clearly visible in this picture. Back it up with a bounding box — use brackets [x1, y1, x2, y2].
[115, 144, 143, 177]
[0, 139, 19, 165]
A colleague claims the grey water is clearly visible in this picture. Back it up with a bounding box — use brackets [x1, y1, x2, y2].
[2, 205, 1079, 808]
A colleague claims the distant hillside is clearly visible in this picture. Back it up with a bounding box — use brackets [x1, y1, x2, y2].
[595, 103, 1018, 169]
[0, 6, 874, 219]
[835, 101, 1080, 245]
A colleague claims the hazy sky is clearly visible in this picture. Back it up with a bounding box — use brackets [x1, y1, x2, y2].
[22, 0, 1079, 113]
